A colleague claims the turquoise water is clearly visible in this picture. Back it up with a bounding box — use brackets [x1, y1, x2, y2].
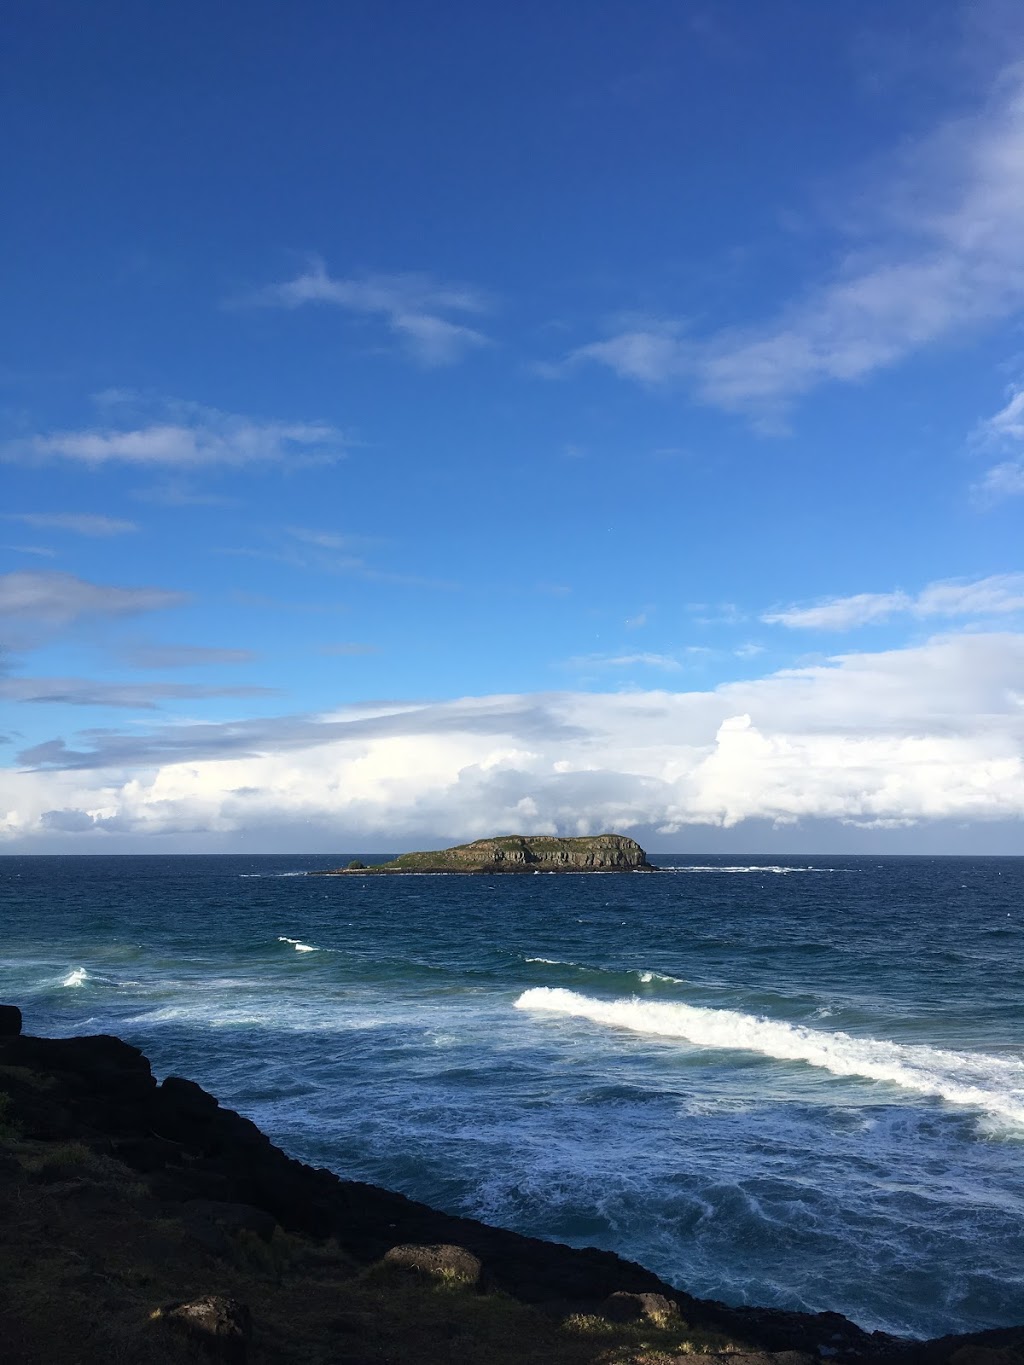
[1, 853, 1022, 1338]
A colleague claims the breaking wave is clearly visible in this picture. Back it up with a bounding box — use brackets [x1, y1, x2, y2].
[278, 936, 318, 953]
[658, 865, 837, 874]
[514, 988, 1024, 1127]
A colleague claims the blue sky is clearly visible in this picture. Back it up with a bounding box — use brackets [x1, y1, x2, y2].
[3, 0, 1024, 852]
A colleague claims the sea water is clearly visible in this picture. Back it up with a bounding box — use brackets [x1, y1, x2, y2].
[1, 853, 1022, 1339]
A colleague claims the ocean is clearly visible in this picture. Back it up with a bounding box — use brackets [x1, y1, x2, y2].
[1, 853, 1021, 1339]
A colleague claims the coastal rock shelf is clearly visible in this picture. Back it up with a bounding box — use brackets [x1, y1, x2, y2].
[317, 832, 658, 875]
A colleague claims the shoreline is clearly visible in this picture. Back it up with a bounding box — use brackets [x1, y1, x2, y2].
[2, 1005, 1022, 1364]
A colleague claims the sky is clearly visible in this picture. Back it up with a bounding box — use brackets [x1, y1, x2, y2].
[2, 0, 1024, 854]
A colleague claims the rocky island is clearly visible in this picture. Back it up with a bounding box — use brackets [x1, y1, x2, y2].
[316, 833, 657, 875]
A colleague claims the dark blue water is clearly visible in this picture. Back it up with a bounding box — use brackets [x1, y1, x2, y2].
[1, 854, 1022, 1338]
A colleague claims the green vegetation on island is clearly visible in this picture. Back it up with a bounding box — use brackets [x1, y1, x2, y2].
[317, 833, 657, 875]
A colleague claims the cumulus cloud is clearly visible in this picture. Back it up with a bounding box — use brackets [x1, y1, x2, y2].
[0, 571, 186, 629]
[3, 633, 1023, 845]
[764, 573, 1024, 629]
[248, 259, 491, 366]
[5, 396, 345, 468]
[555, 66, 1024, 417]
[3, 512, 138, 536]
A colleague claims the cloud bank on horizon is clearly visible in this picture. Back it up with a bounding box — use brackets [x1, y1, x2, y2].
[1, 3, 1023, 851]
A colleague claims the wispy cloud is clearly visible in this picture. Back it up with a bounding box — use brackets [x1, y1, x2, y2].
[286, 526, 378, 552]
[5, 396, 345, 468]
[317, 642, 380, 656]
[219, 526, 459, 591]
[553, 67, 1024, 419]
[972, 380, 1024, 500]
[247, 258, 491, 366]
[552, 323, 689, 385]
[0, 571, 186, 629]
[3, 512, 138, 536]
[564, 651, 684, 672]
[120, 644, 258, 669]
[0, 676, 275, 709]
[763, 573, 1024, 629]
[132, 481, 240, 507]
[3, 545, 57, 558]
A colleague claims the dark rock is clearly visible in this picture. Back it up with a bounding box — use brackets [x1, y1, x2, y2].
[155, 1294, 252, 1364]
[0, 1004, 23, 1036]
[603, 1290, 680, 1324]
[686, 1356, 814, 1365]
[162, 1075, 220, 1114]
[949, 1349, 1024, 1365]
[383, 1242, 483, 1286]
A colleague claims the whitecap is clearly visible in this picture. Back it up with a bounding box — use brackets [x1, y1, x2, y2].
[657, 865, 837, 874]
[62, 967, 88, 987]
[514, 987, 1024, 1127]
[278, 936, 318, 953]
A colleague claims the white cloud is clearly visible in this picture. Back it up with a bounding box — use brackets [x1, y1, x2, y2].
[249, 259, 491, 366]
[5, 632, 1022, 844]
[3, 512, 138, 536]
[972, 381, 1024, 499]
[563, 326, 689, 385]
[0, 571, 186, 628]
[764, 573, 1024, 629]
[5, 397, 345, 468]
[557, 67, 1024, 417]
[564, 652, 684, 672]
[3, 545, 57, 558]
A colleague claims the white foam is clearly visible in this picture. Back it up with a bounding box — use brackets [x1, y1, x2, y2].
[658, 864, 835, 874]
[514, 988, 1024, 1127]
[278, 936, 318, 953]
[526, 958, 685, 985]
[62, 967, 88, 987]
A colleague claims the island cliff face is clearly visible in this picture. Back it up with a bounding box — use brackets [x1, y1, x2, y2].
[321, 833, 657, 875]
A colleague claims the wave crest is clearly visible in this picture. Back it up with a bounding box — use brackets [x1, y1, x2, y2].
[514, 988, 1024, 1126]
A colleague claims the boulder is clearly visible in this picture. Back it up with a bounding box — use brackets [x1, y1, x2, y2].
[382, 1242, 483, 1286]
[0, 1004, 22, 1036]
[603, 1290, 680, 1324]
[154, 1294, 252, 1364]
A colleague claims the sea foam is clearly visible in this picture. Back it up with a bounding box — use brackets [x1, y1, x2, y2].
[61, 967, 88, 987]
[658, 865, 834, 874]
[514, 988, 1024, 1127]
[278, 936, 318, 953]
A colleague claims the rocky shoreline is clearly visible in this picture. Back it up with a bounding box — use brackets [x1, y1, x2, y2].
[0, 1003, 1020, 1365]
